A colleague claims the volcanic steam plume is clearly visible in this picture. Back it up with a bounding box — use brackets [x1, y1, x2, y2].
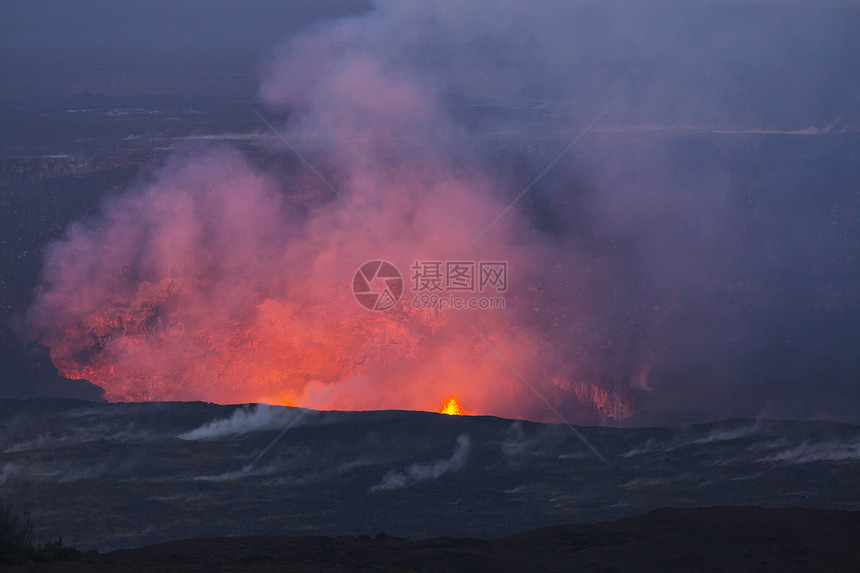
[35, 0, 850, 422]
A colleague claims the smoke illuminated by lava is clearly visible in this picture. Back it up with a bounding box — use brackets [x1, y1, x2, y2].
[22, 1, 710, 424]
[27, 146, 573, 418]
[25, 127, 634, 421]
[7, 0, 859, 425]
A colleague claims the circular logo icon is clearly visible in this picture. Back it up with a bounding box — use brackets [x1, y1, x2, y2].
[352, 260, 403, 311]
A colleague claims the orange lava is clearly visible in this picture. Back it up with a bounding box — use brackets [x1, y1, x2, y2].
[440, 396, 463, 415]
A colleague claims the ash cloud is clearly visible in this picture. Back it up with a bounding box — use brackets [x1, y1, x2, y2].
[24, 0, 860, 423]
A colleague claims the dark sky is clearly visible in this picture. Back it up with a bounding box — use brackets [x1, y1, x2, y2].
[1, 0, 371, 64]
[0, 0, 372, 96]
[2, 0, 858, 117]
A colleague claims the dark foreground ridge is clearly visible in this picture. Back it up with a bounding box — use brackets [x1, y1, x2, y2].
[8, 507, 860, 572]
[3, 399, 860, 551]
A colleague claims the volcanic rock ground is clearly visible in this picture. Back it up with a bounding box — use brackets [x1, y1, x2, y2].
[1, 398, 859, 557]
[3, 507, 859, 572]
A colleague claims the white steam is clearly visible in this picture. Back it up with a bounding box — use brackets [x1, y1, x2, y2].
[178, 404, 310, 440]
[758, 439, 860, 463]
[372, 433, 471, 491]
